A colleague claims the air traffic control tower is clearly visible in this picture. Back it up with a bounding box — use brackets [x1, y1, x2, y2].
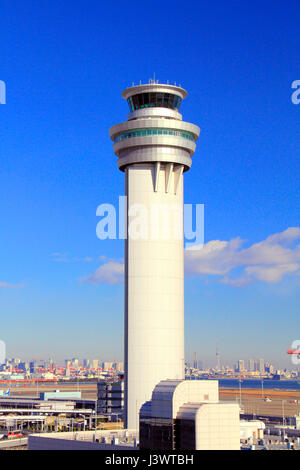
[109, 81, 200, 429]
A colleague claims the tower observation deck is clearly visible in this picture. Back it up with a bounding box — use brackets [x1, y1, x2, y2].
[109, 82, 200, 429]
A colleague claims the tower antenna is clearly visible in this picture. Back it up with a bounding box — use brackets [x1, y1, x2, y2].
[216, 345, 221, 371]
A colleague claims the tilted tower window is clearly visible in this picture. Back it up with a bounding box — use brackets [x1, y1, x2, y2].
[114, 128, 195, 143]
[127, 93, 182, 112]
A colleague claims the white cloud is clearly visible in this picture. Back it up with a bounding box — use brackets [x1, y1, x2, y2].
[51, 253, 94, 263]
[83, 261, 124, 285]
[185, 227, 300, 286]
[0, 281, 23, 288]
[83, 228, 300, 287]
[185, 238, 243, 276]
[51, 252, 69, 262]
[244, 264, 299, 283]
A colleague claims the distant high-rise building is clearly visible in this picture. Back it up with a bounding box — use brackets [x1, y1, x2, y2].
[112, 362, 124, 372]
[71, 358, 79, 368]
[259, 358, 265, 374]
[248, 358, 255, 372]
[83, 359, 90, 368]
[18, 362, 29, 372]
[237, 360, 245, 373]
[29, 361, 37, 374]
[265, 362, 274, 374]
[91, 359, 99, 369]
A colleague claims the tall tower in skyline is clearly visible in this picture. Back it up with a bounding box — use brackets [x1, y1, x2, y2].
[110, 81, 200, 429]
[193, 351, 198, 369]
[248, 358, 255, 372]
[259, 358, 265, 374]
[216, 346, 221, 371]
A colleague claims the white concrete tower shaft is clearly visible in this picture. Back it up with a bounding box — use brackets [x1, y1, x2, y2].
[109, 83, 200, 429]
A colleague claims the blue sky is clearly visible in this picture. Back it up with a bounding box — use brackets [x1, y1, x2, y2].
[0, 0, 299, 367]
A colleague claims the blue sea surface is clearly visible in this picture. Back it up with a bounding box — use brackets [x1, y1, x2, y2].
[189, 377, 300, 391]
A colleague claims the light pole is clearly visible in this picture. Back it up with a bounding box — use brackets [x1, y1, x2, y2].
[239, 378, 242, 407]
[282, 400, 285, 426]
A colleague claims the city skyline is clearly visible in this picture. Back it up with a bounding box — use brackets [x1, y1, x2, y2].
[0, 1, 299, 368]
[2, 354, 298, 377]
[1, 351, 297, 372]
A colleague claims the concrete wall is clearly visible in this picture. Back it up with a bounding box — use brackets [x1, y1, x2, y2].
[195, 403, 240, 450]
[125, 163, 185, 429]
